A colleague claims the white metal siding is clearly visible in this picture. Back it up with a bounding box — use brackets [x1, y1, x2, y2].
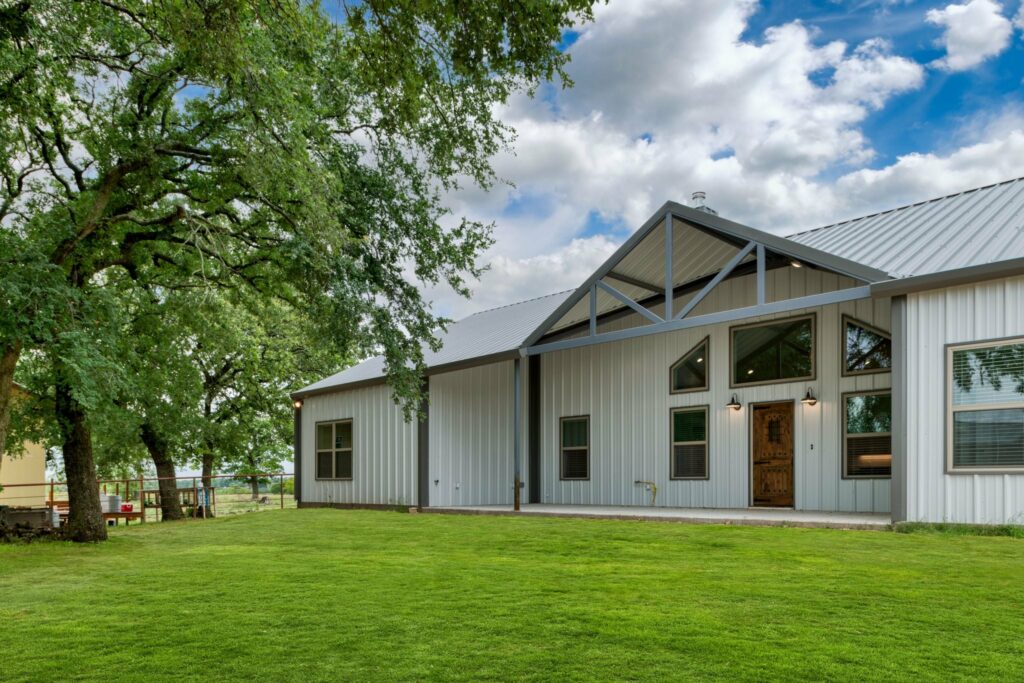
[540, 267, 892, 513]
[905, 274, 1024, 524]
[300, 384, 417, 506]
[429, 361, 526, 506]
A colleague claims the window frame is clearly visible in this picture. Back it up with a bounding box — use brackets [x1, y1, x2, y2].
[841, 390, 892, 480]
[559, 415, 590, 481]
[669, 405, 710, 480]
[946, 336, 1024, 474]
[314, 418, 354, 481]
[841, 315, 892, 377]
[729, 313, 817, 389]
[670, 336, 711, 395]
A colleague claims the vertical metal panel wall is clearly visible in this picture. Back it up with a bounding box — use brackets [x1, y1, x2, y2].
[428, 361, 528, 506]
[905, 274, 1024, 524]
[540, 266, 892, 513]
[301, 384, 418, 506]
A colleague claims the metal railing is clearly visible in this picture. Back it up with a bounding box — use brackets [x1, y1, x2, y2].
[0, 472, 295, 524]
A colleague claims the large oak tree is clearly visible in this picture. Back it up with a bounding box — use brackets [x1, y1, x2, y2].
[0, 0, 595, 540]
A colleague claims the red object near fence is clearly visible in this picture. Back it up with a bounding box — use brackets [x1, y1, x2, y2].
[121, 504, 133, 512]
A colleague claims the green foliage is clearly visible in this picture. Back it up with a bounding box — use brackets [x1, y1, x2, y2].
[1, 0, 596, 486]
[894, 521, 1024, 538]
[3, 511, 1024, 679]
[269, 478, 294, 495]
[2, 0, 594, 411]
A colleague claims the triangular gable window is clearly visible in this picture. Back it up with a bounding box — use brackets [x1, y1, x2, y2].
[844, 316, 891, 375]
[671, 337, 709, 393]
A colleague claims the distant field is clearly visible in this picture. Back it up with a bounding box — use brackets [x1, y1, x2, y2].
[2, 510, 1023, 681]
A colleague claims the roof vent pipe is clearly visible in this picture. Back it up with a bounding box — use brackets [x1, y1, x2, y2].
[690, 191, 718, 216]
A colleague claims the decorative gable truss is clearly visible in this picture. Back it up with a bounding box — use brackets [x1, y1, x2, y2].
[523, 203, 892, 356]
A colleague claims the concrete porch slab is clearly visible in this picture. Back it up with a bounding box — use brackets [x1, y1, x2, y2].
[424, 504, 891, 530]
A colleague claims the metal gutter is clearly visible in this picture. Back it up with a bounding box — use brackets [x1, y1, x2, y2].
[870, 257, 1024, 298]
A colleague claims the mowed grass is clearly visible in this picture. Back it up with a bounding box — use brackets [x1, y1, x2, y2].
[2, 510, 1024, 682]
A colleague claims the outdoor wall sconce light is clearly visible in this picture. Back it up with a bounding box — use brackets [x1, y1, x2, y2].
[726, 394, 742, 411]
[801, 389, 817, 406]
[293, 399, 303, 409]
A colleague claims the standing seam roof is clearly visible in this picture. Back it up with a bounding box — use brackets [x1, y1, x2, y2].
[295, 289, 572, 395]
[789, 177, 1024, 277]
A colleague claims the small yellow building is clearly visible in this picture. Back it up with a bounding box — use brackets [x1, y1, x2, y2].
[0, 385, 47, 508]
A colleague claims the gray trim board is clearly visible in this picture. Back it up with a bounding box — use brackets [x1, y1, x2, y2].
[890, 296, 908, 522]
[528, 355, 541, 504]
[417, 382, 429, 510]
[513, 357, 522, 510]
[538, 256, 791, 344]
[526, 286, 871, 356]
[871, 256, 1024, 297]
[606, 271, 664, 296]
[293, 405, 302, 503]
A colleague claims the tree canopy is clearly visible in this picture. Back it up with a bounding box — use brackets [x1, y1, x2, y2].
[0, 0, 596, 540]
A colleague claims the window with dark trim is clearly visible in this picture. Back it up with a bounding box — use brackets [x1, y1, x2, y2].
[560, 416, 589, 480]
[671, 406, 708, 479]
[315, 419, 353, 480]
[843, 316, 891, 376]
[948, 337, 1024, 471]
[731, 314, 815, 387]
[843, 392, 891, 478]
[670, 337, 709, 394]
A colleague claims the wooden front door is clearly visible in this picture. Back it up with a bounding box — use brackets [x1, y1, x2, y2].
[751, 402, 795, 507]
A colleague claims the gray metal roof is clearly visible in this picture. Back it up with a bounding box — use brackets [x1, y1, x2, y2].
[296, 289, 572, 395]
[789, 177, 1024, 278]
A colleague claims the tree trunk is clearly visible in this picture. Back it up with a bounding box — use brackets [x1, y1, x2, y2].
[0, 341, 23, 480]
[55, 371, 107, 542]
[201, 450, 215, 517]
[140, 423, 185, 521]
[250, 476, 260, 500]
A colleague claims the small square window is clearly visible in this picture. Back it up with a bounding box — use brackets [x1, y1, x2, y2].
[843, 316, 891, 376]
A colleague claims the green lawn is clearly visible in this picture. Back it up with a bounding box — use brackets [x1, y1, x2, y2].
[2, 510, 1023, 682]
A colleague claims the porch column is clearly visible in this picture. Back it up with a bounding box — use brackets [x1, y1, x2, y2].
[513, 356, 522, 511]
[292, 401, 302, 504]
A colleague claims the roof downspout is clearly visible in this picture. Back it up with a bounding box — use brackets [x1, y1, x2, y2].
[292, 401, 302, 505]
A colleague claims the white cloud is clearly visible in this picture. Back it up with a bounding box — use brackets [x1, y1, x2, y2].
[926, 0, 1013, 72]
[825, 113, 1024, 222]
[1015, 1, 1024, 28]
[426, 0, 1024, 320]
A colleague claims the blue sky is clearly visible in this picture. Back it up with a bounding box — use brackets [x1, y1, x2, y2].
[413, 1, 1024, 317]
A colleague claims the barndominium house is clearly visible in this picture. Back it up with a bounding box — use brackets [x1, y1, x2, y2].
[292, 179, 1024, 525]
